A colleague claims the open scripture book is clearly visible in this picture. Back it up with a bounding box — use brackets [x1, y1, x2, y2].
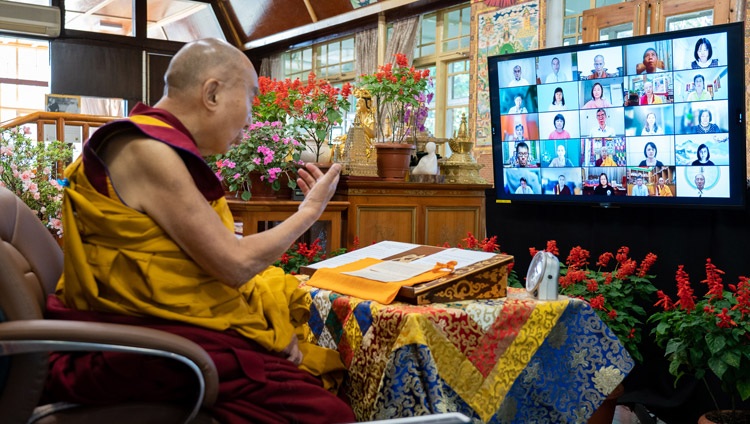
[301, 241, 513, 305]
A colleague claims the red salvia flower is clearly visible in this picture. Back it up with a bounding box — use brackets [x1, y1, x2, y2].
[637, 253, 657, 277]
[566, 246, 590, 269]
[545, 240, 559, 256]
[654, 290, 675, 311]
[586, 279, 599, 293]
[731, 276, 750, 318]
[715, 308, 737, 328]
[597, 252, 614, 268]
[589, 294, 606, 310]
[702, 258, 725, 302]
[616, 246, 630, 263]
[615, 259, 637, 280]
[674, 265, 696, 312]
[608, 309, 618, 319]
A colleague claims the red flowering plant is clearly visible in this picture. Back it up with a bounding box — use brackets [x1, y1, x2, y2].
[274, 237, 355, 275]
[254, 73, 352, 162]
[528, 241, 659, 363]
[441, 232, 520, 287]
[356, 53, 433, 144]
[649, 260, 750, 415]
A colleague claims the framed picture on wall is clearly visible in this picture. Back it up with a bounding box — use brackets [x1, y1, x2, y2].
[45, 94, 81, 114]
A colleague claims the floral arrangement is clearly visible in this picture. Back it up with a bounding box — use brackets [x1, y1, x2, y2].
[275, 237, 354, 275]
[441, 232, 520, 287]
[649, 259, 750, 416]
[211, 121, 304, 200]
[0, 127, 72, 237]
[356, 53, 433, 144]
[529, 241, 658, 363]
[254, 73, 352, 162]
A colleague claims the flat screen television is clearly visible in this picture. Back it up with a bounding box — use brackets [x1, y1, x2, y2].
[487, 22, 746, 208]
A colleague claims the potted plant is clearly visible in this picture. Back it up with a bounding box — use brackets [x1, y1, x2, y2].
[254, 74, 352, 164]
[356, 53, 433, 180]
[650, 259, 750, 424]
[211, 121, 305, 201]
[528, 241, 659, 363]
[274, 237, 352, 275]
[0, 127, 72, 238]
[525, 241, 658, 424]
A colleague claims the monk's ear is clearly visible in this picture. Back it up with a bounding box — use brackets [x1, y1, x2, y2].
[202, 78, 221, 110]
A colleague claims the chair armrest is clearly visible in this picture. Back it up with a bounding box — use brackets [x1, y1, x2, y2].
[0, 320, 219, 422]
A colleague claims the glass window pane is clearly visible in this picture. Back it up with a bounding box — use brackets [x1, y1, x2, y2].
[65, 0, 134, 37]
[563, 17, 578, 36]
[445, 107, 468, 138]
[596, 0, 622, 7]
[317, 45, 327, 68]
[461, 8, 470, 36]
[0, 45, 17, 78]
[450, 74, 470, 101]
[445, 10, 460, 39]
[327, 42, 340, 64]
[666, 10, 713, 31]
[342, 38, 354, 62]
[443, 39, 458, 52]
[599, 23, 632, 41]
[149, 3, 225, 42]
[564, 0, 590, 15]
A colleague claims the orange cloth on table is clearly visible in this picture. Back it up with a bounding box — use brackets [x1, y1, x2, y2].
[306, 258, 454, 304]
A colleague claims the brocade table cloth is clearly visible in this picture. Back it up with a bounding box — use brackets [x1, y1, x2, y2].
[305, 287, 633, 423]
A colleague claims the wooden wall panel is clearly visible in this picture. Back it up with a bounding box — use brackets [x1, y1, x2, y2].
[50, 40, 142, 112]
[310, 0, 354, 20]
[229, 0, 314, 42]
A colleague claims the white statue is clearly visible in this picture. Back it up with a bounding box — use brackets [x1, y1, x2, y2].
[412, 141, 439, 175]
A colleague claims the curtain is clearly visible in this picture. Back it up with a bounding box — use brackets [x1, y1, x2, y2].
[259, 54, 283, 79]
[384, 16, 419, 65]
[355, 27, 378, 79]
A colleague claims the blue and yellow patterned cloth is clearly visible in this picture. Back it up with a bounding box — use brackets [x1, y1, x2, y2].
[305, 287, 633, 423]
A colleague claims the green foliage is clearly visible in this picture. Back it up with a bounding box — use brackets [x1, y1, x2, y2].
[649, 261, 750, 407]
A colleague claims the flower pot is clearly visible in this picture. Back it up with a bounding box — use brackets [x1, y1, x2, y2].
[375, 143, 415, 181]
[226, 171, 293, 201]
[587, 383, 624, 424]
[698, 410, 750, 424]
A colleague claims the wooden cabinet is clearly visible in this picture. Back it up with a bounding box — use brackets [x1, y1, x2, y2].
[334, 178, 491, 250]
[226, 199, 349, 253]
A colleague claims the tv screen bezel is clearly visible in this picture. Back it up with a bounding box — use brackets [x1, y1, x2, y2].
[487, 22, 746, 208]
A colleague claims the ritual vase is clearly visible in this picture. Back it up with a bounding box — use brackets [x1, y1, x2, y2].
[587, 383, 624, 424]
[374, 142, 415, 181]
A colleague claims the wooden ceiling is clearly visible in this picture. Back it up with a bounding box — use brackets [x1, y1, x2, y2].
[226, 0, 357, 43]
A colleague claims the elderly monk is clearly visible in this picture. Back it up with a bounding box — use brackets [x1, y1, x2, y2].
[45, 38, 354, 424]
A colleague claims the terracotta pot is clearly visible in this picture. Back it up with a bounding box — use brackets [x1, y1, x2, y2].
[587, 383, 624, 424]
[698, 410, 750, 424]
[375, 143, 415, 181]
[226, 171, 293, 201]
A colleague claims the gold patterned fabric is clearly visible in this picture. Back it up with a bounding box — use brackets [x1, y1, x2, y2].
[305, 287, 633, 422]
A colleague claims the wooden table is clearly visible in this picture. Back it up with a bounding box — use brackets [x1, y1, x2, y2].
[226, 199, 349, 252]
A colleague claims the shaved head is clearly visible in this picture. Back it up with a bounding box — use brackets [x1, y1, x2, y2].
[155, 38, 258, 156]
[164, 38, 256, 97]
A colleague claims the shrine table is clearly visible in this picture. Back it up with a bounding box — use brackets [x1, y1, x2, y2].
[305, 287, 633, 423]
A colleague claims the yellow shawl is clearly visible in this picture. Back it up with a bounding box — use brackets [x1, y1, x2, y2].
[57, 157, 344, 385]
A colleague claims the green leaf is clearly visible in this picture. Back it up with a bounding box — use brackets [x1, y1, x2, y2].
[708, 356, 728, 380]
[706, 333, 726, 354]
[737, 379, 750, 401]
[721, 349, 741, 369]
[240, 190, 252, 201]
